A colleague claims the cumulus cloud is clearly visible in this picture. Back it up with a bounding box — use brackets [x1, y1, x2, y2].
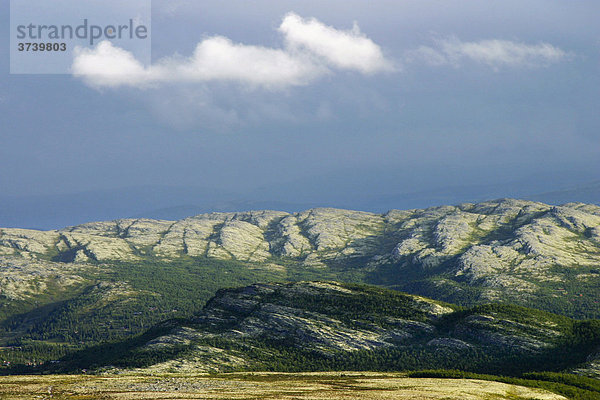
[279, 13, 394, 74]
[72, 12, 392, 90]
[408, 36, 568, 69]
[72, 41, 152, 88]
[161, 36, 324, 88]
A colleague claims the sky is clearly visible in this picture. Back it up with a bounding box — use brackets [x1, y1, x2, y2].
[1, 0, 599, 225]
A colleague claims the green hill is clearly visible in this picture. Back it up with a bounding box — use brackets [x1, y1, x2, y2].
[38, 281, 600, 380]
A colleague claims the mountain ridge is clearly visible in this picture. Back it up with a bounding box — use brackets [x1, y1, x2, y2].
[1, 198, 600, 372]
[50, 281, 600, 378]
[2, 198, 599, 314]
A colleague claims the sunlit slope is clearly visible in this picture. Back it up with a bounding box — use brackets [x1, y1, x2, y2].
[1, 199, 600, 317]
[54, 282, 600, 378]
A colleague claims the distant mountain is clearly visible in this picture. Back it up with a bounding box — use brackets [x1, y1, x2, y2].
[0, 185, 235, 230]
[1, 171, 597, 230]
[2, 198, 599, 314]
[527, 181, 600, 206]
[246, 168, 600, 211]
[134, 200, 316, 221]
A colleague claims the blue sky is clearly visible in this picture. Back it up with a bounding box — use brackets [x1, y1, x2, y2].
[1, 1, 599, 212]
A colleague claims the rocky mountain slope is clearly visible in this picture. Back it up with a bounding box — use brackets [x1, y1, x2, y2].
[1, 198, 599, 315]
[1, 198, 600, 370]
[54, 281, 600, 378]
[2, 199, 598, 266]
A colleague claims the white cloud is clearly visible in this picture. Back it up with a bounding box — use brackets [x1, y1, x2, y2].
[279, 13, 394, 74]
[72, 41, 153, 88]
[159, 36, 324, 88]
[408, 37, 568, 69]
[72, 12, 392, 90]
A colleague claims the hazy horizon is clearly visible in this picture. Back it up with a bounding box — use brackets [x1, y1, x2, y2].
[1, 0, 598, 227]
